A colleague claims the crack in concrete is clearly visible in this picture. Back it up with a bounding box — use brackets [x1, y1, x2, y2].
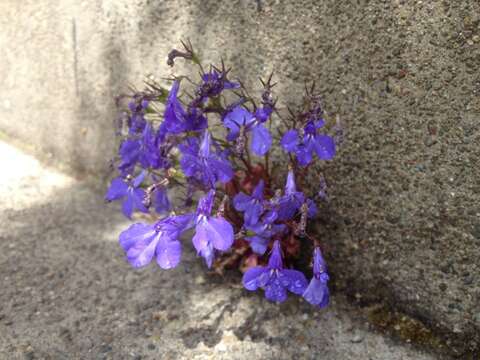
[71, 18, 79, 96]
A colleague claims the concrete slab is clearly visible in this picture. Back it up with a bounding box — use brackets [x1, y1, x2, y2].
[1, 0, 479, 356]
[0, 141, 442, 359]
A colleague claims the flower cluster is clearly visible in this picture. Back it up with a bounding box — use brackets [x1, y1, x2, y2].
[106, 43, 338, 307]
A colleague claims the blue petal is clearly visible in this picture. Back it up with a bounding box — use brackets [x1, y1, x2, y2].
[129, 113, 146, 133]
[159, 213, 194, 236]
[276, 198, 297, 221]
[200, 243, 215, 268]
[285, 170, 297, 195]
[255, 107, 272, 123]
[225, 128, 240, 142]
[296, 145, 313, 166]
[105, 178, 128, 201]
[132, 188, 148, 213]
[233, 192, 251, 212]
[242, 266, 267, 290]
[119, 223, 156, 252]
[281, 269, 308, 295]
[263, 210, 278, 224]
[192, 221, 209, 253]
[224, 106, 255, 133]
[180, 153, 201, 177]
[156, 238, 182, 269]
[223, 80, 240, 90]
[122, 195, 134, 219]
[164, 81, 187, 134]
[126, 232, 160, 268]
[303, 276, 330, 307]
[252, 180, 264, 200]
[199, 131, 211, 158]
[264, 278, 288, 303]
[313, 248, 327, 275]
[281, 130, 299, 152]
[118, 139, 140, 169]
[133, 170, 147, 188]
[314, 118, 326, 129]
[245, 236, 268, 255]
[277, 192, 304, 221]
[244, 202, 263, 227]
[271, 223, 286, 234]
[208, 158, 234, 183]
[314, 134, 336, 160]
[306, 198, 317, 218]
[204, 217, 234, 251]
[267, 241, 283, 269]
[251, 124, 272, 156]
[179, 136, 199, 155]
[154, 188, 171, 214]
[196, 190, 215, 217]
[192, 221, 216, 268]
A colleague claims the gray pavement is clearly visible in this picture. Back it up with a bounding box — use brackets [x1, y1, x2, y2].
[0, 141, 444, 359]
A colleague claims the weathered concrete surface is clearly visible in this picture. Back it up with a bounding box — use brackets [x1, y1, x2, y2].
[0, 0, 479, 357]
[0, 141, 442, 359]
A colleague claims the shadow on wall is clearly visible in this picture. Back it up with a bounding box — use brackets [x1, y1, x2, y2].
[66, 12, 132, 182]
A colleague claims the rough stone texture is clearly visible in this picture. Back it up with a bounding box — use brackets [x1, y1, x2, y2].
[0, 0, 479, 357]
[0, 141, 442, 359]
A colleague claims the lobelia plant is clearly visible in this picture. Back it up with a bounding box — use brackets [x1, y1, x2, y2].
[106, 41, 341, 307]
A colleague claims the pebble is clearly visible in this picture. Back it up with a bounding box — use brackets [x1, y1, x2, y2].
[195, 276, 206, 285]
[414, 164, 425, 172]
[471, 223, 480, 240]
[473, 313, 480, 325]
[215, 343, 227, 352]
[463, 276, 473, 286]
[99, 344, 112, 353]
[24, 352, 34, 360]
[351, 334, 364, 343]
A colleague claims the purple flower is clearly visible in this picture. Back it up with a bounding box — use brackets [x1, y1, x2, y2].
[153, 187, 170, 214]
[233, 180, 265, 226]
[281, 119, 335, 166]
[105, 171, 149, 219]
[119, 214, 193, 269]
[180, 131, 233, 188]
[242, 240, 308, 302]
[244, 219, 286, 255]
[223, 106, 272, 156]
[195, 68, 240, 103]
[192, 190, 234, 268]
[276, 170, 317, 221]
[255, 106, 273, 123]
[118, 122, 165, 173]
[303, 247, 330, 308]
[127, 99, 148, 134]
[163, 81, 207, 135]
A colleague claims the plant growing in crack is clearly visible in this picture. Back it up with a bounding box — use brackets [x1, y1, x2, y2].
[106, 41, 341, 307]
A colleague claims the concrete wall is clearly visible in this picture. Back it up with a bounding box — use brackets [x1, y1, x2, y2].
[1, 0, 479, 356]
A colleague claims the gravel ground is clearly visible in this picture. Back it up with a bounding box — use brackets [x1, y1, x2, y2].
[0, 142, 445, 359]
